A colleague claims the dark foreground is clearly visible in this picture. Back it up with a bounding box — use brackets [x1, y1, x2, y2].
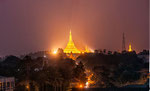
[72, 88, 149, 91]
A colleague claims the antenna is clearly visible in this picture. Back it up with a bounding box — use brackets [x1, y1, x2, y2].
[122, 33, 126, 51]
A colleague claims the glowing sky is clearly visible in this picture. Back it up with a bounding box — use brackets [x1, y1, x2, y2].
[0, 0, 149, 56]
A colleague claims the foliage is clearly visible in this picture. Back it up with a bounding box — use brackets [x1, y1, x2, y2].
[77, 51, 146, 87]
[72, 61, 87, 84]
[0, 53, 85, 91]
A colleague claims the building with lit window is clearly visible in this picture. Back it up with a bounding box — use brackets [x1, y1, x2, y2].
[0, 76, 15, 91]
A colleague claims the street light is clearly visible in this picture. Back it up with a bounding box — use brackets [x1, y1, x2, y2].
[52, 49, 58, 54]
[26, 84, 29, 91]
[26, 85, 29, 89]
[85, 82, 89, 88]
[79, 84, 83, 88]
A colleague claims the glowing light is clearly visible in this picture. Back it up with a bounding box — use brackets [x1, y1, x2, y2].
[85, 82, 89, 88]
[64, 30, 81, 53]
[90, 49, 94, 53]
[128, 44, 132, 52]
[43, 55, 46, 58]
[86, 72, 95, 88]
[85, 46, 90, 53]
[53, 49, 58, 54]
[84, 46, 94, 53]
[26, 85, 29, 89]
[79, 84, 83, 88]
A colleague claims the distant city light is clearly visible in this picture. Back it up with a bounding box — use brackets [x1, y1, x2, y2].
[43, 55, 46, 58]
[26, 85, 29, 89]
[79, 84, 83, 88]
[90, 49, 94, 53]
[53, 49, 58, 54]
[85, 82, 89, 88]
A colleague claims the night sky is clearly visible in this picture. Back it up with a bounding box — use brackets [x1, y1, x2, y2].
[0, 0, 149, 56]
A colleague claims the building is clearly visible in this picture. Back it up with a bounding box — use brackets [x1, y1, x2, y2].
[64, 30, 81, 54]
[128, 44, 132, 52]
[0, 76, 15, 91]
[63, 30, 93, 60]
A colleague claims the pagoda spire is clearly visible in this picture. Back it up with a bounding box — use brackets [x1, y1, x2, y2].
[64, 30, 81, 53]
[128, 44, 132, 52]
[69, 30, 72, 42]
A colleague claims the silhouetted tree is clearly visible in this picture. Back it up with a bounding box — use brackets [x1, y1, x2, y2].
[77, 51, 146, 87]
[72, 61, 87, 85]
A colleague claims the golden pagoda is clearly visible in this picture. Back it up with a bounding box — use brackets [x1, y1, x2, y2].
[64, 30, 81, 53]
[128, 44, 132, 52]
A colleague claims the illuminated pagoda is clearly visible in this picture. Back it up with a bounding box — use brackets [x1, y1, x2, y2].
[64, 30, 81, 53]
[128, 44, 132, 52]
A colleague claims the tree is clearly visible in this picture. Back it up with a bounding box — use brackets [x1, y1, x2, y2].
[77, 51, 146, 87]
[72, 61, 87, 85]
[0, 55, 20, 76]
